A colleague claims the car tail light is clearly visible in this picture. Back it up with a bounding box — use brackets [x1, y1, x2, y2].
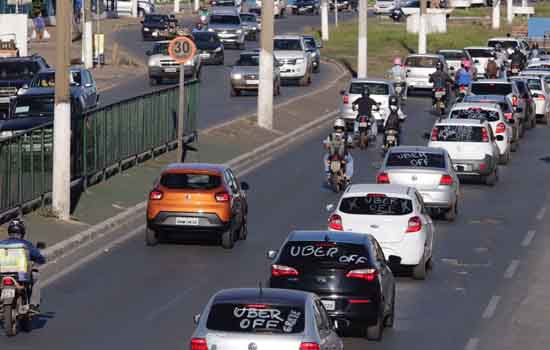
[406, 216, 422, 233]
[343, 94, 349, 104]
[349, 299, 372, 304]
[439, 174, 453, 186]
[459, 86, 466, 93]
[482, 127, 489, 142]
[359, 116, 367, 123]
[346, 268, 378, 281]
[246, 304, 267, 308]
[149, 190, 163, 200]
[376, 172, 390, 184]
[271, 264, 299, 277]
[479, 163, 486, 171]
[496, 122, 506, 133]
[300, 342, 320, 350]
[436, 88, 445, 92]
[430, 127, 439, 141]
[215, 192, 230, 202]
[504, 112, 513, 121]
[512, 95, 518, 107]
[190, 338, 208, 350]
[328, 214, 343, 231]
[2, 278, 14, 286]
[536, 94, 545, 100]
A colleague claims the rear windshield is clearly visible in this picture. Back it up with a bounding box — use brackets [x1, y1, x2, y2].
[450, 108, 500, 122]
[386, 151, 445, 168]
[439, 51, 466, 60]
[466, 49, 494, 58]
[471, 83, 512, 96]
[278, 241, 372, 268]
[160, 173, 221, 190]
[405, 56, 439, 68]
[524, 78, 542, 91]
[237, 54, 259, 66]
[462, 97, 512, 113]
[193, 32, 221, 44]
[274, 39, 302, 51]
[434, 125, 485, 142]
[0, 62, 40, 80]
[206, 303, 305, 333]
[488, 40, 518, 50]
[153, 43, 169, 55]
[210, 15, 240, 25]
[514, 81, 529, 95]
[339, 195, 413, 215]
[349, 82, 389, 95]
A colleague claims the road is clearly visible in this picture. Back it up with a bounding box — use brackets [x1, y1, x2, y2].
[104, 11, 357, 128]
[2, 93, 550, 349]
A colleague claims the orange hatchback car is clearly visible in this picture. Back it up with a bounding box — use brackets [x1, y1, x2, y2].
[146, 163, 250, 249]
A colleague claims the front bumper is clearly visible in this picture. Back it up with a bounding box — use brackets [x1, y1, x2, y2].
[214, 32, 245, 45]
[149, 66, 195, 79]
[231, 78, 260, 90]
[147, 211, 230, 234]
[452, 156, 496, 177]
[279, 63, 308, 79]
[406, 78, 433, 89]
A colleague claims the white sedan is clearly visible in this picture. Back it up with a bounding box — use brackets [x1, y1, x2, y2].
[327, 184, 434, 280]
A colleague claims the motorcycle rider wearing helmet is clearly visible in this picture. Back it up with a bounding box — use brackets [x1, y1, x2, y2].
[323, 118, 354, 181]
[390, 57, 407, 100]
[486, 56, 499, 79]
[429, 61, 453, 106]
[510, 47, 526, 70]
[383, 96, 401, 146]
[352, 87, 379, 137]
[455, 59, 473, 86]
[0, 219, 45, 312]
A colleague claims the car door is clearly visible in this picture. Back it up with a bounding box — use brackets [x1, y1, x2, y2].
[445, 151, 459, 197]
[414, 190, 434, 256]
[371, 239, 394, 311]
[225, 169, 244, 228]
[84, 70, 98, 107]
[314, 299, 340, 350]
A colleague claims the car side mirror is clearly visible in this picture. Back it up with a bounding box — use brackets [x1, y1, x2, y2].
[240, 181, 250, 191]
[326, 203, 335, 212]
[193, 313, 201, 325]
[36, 242, 46, 250]
[266, 249, 278, 259]
[146, 50, 152, 56]
[496, 135, 504, 141]
[423, 132, 431, 140]
[387, 255, 401, 267]
[339, 89, 346, 95]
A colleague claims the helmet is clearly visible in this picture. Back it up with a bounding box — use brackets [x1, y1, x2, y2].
[7, 218, 26, 239]
[362, 87, 370, 97]
[495, 43, 502, 51]
[333, 118, 346, 131]
[462, 59, 471, 69]
[389, 95, 398, 106]
[436, 61, 443, 71]
[393, 57, 402, 65]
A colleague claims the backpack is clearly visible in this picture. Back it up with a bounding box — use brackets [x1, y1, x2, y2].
[328, 132, 346, 158]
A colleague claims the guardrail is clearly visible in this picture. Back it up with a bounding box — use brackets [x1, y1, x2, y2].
[0, 80, 199, 220]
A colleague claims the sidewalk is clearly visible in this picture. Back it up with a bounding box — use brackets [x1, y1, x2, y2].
[0, 60, 349, 251]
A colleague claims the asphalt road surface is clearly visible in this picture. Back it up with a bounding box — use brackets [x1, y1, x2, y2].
[2, 92, 550, 349]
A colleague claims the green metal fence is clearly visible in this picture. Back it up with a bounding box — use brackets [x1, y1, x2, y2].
[0, 80, 199, 218]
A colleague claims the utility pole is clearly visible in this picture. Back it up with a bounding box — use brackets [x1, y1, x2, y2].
[418, 0, 427, 54]
[194, 0, 200, 12]
[82, 0, 93, 68]
[176, 62, 186, 162]
[507, 0, 513, 24]
[257, 0, 274, 129]
[334, 1, 338, 27]
[53, 0, 73, 221]
[492, 0, 500, 30]
[132, 0, 138, 17]
[357, 0, 367, 78]
[174, 0, 180, 13]
[321, 0, 329, 41]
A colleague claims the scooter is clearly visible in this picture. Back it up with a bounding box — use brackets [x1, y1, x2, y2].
[383, 129, 399, 154]
[327, 154, 348, 193]
[433, 88, 446, 116]
[356, 115, 370, 149]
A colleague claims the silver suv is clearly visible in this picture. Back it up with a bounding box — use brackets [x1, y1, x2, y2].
[273, 35, 312, 86]
[230, 49, 281, 96]
[208, 8, 246, 49]
[146, 41, 201, 85]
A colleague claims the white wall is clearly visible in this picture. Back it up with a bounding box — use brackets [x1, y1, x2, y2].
[0, 14, 28, 56]
[407, 11, 447, 34]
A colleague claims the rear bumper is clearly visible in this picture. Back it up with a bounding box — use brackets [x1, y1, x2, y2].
[406, 78, 432, 89]
[379, 234, 426, 266]
[323, 296, 381, 327]
[149, 66, 195, 79]
[147, 211, 230, 234]
[452, 156, 496, 177]
[418, 189, 456, 209]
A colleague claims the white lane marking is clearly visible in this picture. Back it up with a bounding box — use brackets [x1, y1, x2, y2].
[237, 156, 274, 177]
[145, 288, 195, 321]
[521, 230, 536, 247]
[465, 338, 479, 350]
[536, 207, 547, 220]
[482, 296, 501, 319]
[43, 225, 145, 288]
[504, 260, 520, 279]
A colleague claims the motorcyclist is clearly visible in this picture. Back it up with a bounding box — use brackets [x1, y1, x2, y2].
[323, 118, 354, 181]
[455, 59, 472, 86]
[531, 42, 540, 59]
[510, 47, 526, 70]
[383, 96, 401, 146]
[390, 57, 408, 100]
[352, 87, 379, 138]
[429, 61, 453, 106]
[486, 57, 499, 79]
[0, 219, 45, 313]
[194, 21, 205, 31]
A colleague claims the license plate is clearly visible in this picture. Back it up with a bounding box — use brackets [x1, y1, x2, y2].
[454, 164, 471, 172]
[164, 67, 177, 73]
[246, 80, 259, 85]
[175, 217, 199, 226]
[435, 91, 445, 98]
[330, 161, 341, 173]
[321, 300, 335, 311]
[387, 135, 395, 141]
[281, 69, 291, 73]
[359, 122, 368, 127]
[512, 68, 519, 73]
[1, 289, 15, 299]
[396, 86, 402, 93]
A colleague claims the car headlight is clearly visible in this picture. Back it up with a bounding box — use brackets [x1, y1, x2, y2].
[232, 73, 243, 80]
[143, 27, 150, 32]
[148, 60, 158, 67]
[208, 28, 214, 32]
[214, 46, 223, 52]
[236, 29, 243, 34]
[296, 58, 304, 63]
[0, 131, 13, 140]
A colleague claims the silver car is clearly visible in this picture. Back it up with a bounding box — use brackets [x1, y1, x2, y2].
[191, 288, 344, 350]
[230, 50, 281, 96]
[511, 75, 550, 124]
[208, 8, 246, 49]
[146, 41, 201, 85]
[404, 54, 447, 91]
[239, 12, 260, 41]
[377, 146, 460, 221]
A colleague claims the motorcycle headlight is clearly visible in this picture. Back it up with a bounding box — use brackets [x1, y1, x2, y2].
[232, 73, 243, 80]
[236, 29, 243, 34]
[296, 58, 304, 64]
[143, 27, 150, 32]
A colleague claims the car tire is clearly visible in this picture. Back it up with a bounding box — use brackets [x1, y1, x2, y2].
[313, 64, 320, 73]
[484, 167, 498, 186]
[299, 74, 309, 86]
[499, 150, 511, 165]
[384, 288, 395, 328]
[511, 140, 519, 152]
[365, 313, 383, 341]
[238, 218, 248, 240]
[145, 228, 159, 246]
[444, 202, 457, 222]
[412, 254, 427, 280]
[221, 229, 235, 249]
[231, 87, 240, 97]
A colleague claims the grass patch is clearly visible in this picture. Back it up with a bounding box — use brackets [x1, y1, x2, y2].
[450, 6, 491, 17]
[535, 2, 550, 17]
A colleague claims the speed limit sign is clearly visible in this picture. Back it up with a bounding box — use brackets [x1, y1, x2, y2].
[168, 36, 197, 64]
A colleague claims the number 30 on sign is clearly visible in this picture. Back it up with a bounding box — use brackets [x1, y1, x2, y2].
[168, 36, 197, 64]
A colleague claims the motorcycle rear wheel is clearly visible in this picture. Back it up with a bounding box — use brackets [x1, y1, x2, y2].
[3, 302, 17, 336]
[360, 133, 369, 149]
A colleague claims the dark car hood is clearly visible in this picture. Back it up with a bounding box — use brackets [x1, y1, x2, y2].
[143, 22, 169, 29]
[0, 79, 31, 89]
[196, 42, 223, 51]
[0, 115, 52, 132]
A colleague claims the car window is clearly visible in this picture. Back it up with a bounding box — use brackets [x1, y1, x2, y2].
[386, 151, 446, 168]
[470, 83, 512, 96]
[339, 194, 413, 215]
[236, 54, 259, 66]
[349, 82, 389, 95]
[210, 15, 240, 25]
[0, 61, 40, 80]
[371, 239, 385, 263]
[277, 241, 374, 268]
[450, 108, 500, 122]
[226, 169, 239, 192]
[488, 40, 517, 50]
[465, 49, 494, 58]
[153, 43, 169, 55]
[274, 39, 303, 51]
[405, 56, 439, 68]
[433, 125, 486, 142]
[240, 14, 257, 22]
[525, 79, 542, 91]
[439, 51, 466, 60]
[206, 303, 305, 333]
[303, 38, 316, 50]
[160, 173, 222, 190]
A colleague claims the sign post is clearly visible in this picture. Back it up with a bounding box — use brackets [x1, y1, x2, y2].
[168, 36, 196, 163]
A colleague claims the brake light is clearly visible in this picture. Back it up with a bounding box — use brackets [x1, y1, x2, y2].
[349, 299, 372, 304]
[343, 94, 349, 104]
[439, 174, 453, 186]
[367, 193, 387, 197]
[482, 127, 489, 142]
[190, 338, 208, 350]
[479, 163, 486, 171]
[504, 112, 513, 120]
[2, 278, 14, 286]
[376, 172, 390, 184]
[300, 342, 320, 350]
[149, 190, 163, 200]
[215, 192, 230, 202]
[346, 269, 378, 281]
[246, 304, 267, 309]
[359, 116, 368, 123]
[406, 216, 422, 233]
[328, 214, 343, 230]
[536, 94, 545, 100]
[512, 95, 518, 107]
[271, 264, 299, 277]
[430, 127, 439, 141]
[496, 122, 506, 133]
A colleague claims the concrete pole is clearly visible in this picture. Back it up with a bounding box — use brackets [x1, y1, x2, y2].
[82, 0, 93, 68]
[334, 1, 338, 27]
[507, 0, 513, 24]
[521, 0, 526, 7]
[194, 0, 200, 12]
[321, 0, 329, 41]
[176, 63, 186, 162]
[492, 0, 500, 30]
[258, 0, 274, 129]
[357, 0, 367, 78]
[53, 0, 73, 221]
[418, 0, 427, 54]
[174, 0, 180, 13]
[132, 0, 139, 17]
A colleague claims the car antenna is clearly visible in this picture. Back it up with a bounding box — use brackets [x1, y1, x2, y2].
[258, 281, 263, 297]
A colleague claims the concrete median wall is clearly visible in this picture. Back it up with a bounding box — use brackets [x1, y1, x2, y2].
[407, 11, 448, 34]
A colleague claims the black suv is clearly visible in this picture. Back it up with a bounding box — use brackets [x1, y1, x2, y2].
[0, 55, 49, 117]
[267, 231, 396, 341]
[141, 14, 178, 41]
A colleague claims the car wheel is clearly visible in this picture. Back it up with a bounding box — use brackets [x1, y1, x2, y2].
[274, 82, 281, 96]
[484, 167, 498, 186]
[231, 87, 240, 97]
[384, 288, 395, 328]
[365, 313, 383, 341]
[499, 150, 511, 165]
[149, 78, 157, 86]
[145, 228, 159, 246]
[238, 218, 248, 240]
[221, 229, 235, 249]
[313, 64, 320, 73]
[444, 202, 456, 222]
[412, 254, 427, 280]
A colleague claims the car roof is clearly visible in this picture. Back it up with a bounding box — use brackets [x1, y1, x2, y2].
[274, 34, 302, 40]
[350, 78, 390, 84]
[287, 230, 370, 245]
[0, 55, 44, 63]
[451, 102, 500, 111]
[435, 118, 485, 126]
[406, 54, 442, 59]
[473, 79, 511, 84]
[212, 288, 311, 305]
[437, 49, 464, 53]
[163, 163, 227, 174]
[463, 95, 508, 102]
[465, 46, 494, 50]
[488, 37, 520, 42]
[389, 145, 446, 155]
[343, 183, 412, 197]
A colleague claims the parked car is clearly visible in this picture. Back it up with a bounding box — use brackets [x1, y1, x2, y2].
[115, 0, 155, 17]
[374, 0, 397, 15]
[436, 49, 472, 75]
[327, 183, 435, 280]
[427, 119, 500, 185]
[146, 163, 250, 248]
[292, 0, 320, 15]
[329, 0, 352, 11]
[230, 49, 281, 96]
[302, 35, 321, 73]
[463, 46, 502, 78]
[239, 12, 260, 40]
[268, 230, 396, 340]
[376, 146, 459, 221]
[404, 54, 447, 91]
[514, 74, 550, 124]
[193, 31, 225, 65]
[273, 35, 312, 86]
[208, 9, 246, 49]
[146, 41, 201, 85]
[191, 288, 344, 350]
[141, 14, 178, 41]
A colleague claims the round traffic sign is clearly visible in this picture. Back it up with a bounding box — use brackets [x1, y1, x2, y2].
[168, 36, 197, 64]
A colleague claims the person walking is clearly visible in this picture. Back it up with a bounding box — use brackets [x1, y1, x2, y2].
[33, 12, 46, 41]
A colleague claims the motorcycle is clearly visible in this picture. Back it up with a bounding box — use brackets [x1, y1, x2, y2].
[0, 242, 44, 336]
[383, 129, 399, 153]
[327, 154, 348, 193]
[433, 88, 446, 116]
[356, 115, 370, 149]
